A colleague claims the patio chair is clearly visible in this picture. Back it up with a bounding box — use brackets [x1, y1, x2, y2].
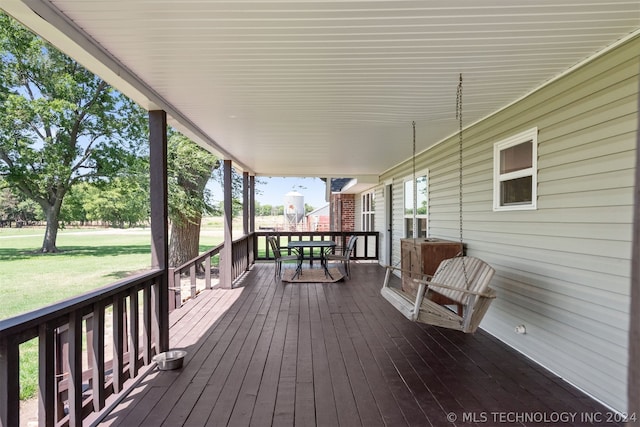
[267, 236, 298, 279]
[380, 256, 496, 333]
[325, 235, 357, 278]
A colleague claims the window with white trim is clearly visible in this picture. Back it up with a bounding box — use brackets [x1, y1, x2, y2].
[361, 192, 375, 231]
[493, 127, 538, 211]
[404, 171, 428, 237]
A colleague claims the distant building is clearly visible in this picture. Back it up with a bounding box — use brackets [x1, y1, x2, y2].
[305, 204, 330, 231]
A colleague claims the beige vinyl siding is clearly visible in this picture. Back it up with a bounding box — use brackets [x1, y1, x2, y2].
[378, 34, 638, 411]
[373, 185, 390, 265]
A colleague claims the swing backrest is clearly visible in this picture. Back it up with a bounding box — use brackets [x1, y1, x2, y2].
[430, 256, 495, 305]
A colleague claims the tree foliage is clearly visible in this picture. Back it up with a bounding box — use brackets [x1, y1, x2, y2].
[0, 182, 41, 224]
[167, 131, 219, 224]
[167, 131, 220, 267]
[0, 13, 146, 251]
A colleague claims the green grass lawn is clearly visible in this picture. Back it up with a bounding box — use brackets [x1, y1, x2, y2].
[0, 226, 224, 319]
[0, 224, 225, 399]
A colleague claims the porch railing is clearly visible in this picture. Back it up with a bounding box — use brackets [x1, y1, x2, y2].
[0, 233, 256, 427]
[0, 269, 165, 427]
[168, 233, 255, 310]
[253, 231, 379, 261]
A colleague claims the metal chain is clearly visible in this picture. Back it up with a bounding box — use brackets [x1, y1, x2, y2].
[412, 120, 417, 239]
[456, 74, 464, 247]
[456, 73, 470, 287]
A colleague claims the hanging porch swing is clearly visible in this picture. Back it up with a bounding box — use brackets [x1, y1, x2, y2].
[380, 75, 496, 334]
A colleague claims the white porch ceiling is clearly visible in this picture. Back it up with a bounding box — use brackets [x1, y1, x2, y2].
[3, 0, 640, 178]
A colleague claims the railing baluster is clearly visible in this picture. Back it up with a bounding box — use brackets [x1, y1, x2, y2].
[91, 302, 105, 412]
[67, 312, 83, 427]
[112, 296, 124, 394]
[205, 255, 212, 289]
[171, 269, 181, 311]
[189, 263, 196, 300]
[142, 284, 152, 365]
[0, 336, 20, 427]
[54, 327, 66, 423]
[152, 280, 162, 355]
[38, 324, 55, 427]
[128, 290, 139, 379]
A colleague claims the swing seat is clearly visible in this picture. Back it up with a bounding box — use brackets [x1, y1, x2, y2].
[381, 256, 496, 333]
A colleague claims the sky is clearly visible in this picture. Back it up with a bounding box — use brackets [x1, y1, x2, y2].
[209, 176, 328, 209]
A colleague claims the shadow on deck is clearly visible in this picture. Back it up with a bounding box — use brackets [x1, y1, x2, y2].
[98, 262, 618, 426]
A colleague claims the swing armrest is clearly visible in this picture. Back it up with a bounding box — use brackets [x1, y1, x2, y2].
[413, 279, 496, 298]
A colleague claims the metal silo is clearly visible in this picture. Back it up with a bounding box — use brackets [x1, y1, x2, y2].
[284, 191, 305, 229]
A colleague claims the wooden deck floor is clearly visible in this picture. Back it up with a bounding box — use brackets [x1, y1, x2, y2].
[99, 263, 619, 426]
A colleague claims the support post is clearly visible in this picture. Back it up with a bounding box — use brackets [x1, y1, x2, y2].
[221, 160, 233, 288]
[243, 171, 249, 236]
[149, 110, 169, 352]
[249, 175, 256, 233]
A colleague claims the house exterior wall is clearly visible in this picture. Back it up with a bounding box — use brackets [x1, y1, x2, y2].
[307, 204, 330, 231]
[330, 193, 355, 231]
[376, 34, 639, 412]
[374, 185, 387, 262]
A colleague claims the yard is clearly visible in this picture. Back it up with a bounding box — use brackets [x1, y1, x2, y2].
[0, 216, 278, 401]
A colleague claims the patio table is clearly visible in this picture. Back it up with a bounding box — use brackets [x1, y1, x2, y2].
[285, 240, 337, 280]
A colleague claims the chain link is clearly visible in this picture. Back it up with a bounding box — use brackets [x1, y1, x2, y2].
[456, 74, 464, 247]
[412, 121, 417, 238]
[456, 73, 470, 286]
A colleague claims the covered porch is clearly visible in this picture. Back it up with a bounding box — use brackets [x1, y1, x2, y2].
[0, 1, 639, 425]
[96, 263, 617, 427]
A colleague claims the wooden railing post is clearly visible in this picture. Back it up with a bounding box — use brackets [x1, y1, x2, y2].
[112, 296, 124, 394]
[91, 302, 105, 412]
[142, 284, 153, 365]
[38, 323, 55, 427]
[67, 311, 83, 427]
[129, 290, 139, 379]
[0, 336, 20, 427]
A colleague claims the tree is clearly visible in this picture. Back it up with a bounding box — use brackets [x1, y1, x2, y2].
[167, 131, 220, 268]
[0, 13, 146, 252]
[0, 184, 40, 225]
[83, 177, 149, 227]
[60, 155, 150, 227]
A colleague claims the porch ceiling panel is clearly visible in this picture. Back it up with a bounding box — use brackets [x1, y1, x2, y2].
[4, 0, 640, 176]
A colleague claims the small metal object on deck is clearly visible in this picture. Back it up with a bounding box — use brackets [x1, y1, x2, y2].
[153, 350, 187, 370]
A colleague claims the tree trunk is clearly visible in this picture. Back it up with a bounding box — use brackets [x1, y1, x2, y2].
[41, 203, 61, 253]
[169, 213, 202, 269]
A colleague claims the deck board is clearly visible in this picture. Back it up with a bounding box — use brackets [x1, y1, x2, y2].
[100, 262, 621, 427]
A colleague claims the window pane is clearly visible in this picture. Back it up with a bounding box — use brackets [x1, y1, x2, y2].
[501, 176, 533, 205]
[405, 218, 413, 237]
[404, 180, 413, 216]
[418, 218, 427, 237]
[406, 217, 426, 237]
[416, 175, 427, 215]
[500, 140, 532, 174]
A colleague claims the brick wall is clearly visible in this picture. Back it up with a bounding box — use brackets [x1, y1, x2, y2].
[330, 193, 355, 231]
